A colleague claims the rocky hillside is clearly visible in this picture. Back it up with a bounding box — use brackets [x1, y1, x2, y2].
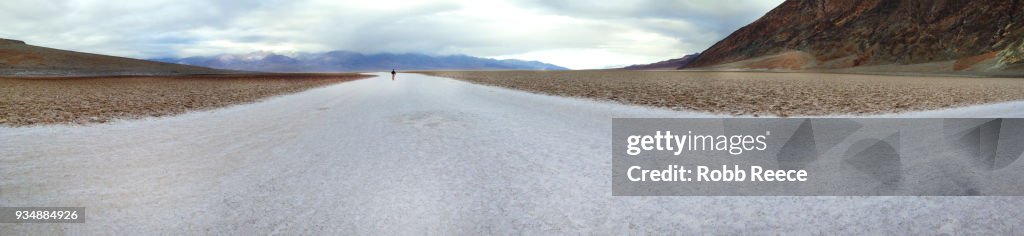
[153, 51, 568, 72]
[622, 53, 699, 70]
[0, 38, 227, 76]
[685, 0, 1024, 73]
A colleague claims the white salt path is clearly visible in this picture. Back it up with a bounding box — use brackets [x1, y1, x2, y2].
[874, 100, 1024, 118]
[1, 73, 1021, 234]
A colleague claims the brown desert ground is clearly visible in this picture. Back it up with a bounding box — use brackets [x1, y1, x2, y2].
[419, 70, 1024, 116]
[0, 73, 369, 126]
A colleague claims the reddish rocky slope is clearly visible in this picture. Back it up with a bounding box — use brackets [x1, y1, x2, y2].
[623, 53, 700, 70]
[684, 0, 1024, 73]
[0, 38, 227, 76]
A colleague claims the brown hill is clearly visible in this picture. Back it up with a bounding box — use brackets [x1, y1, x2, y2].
[684, 0, 1024, 74]
[0, 38, 228, 76]
[623, 53, 700, 70]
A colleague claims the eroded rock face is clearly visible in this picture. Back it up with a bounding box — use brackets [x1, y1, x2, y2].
[686, 0, 1024, 70]
[999, 39, 1024, 67]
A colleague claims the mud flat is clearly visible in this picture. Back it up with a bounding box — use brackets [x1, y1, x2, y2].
[0, 73, 369, 126]
[418, 70, 1024, 116]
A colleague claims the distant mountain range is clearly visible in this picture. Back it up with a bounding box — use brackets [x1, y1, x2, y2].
[0, 38, 566, 76]
[152, 51, 568, 72]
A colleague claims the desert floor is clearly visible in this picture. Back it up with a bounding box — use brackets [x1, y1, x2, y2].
[0, 73, 369, 126]
[420, 70, 1024, 116]
[1, 72, 1022, 234]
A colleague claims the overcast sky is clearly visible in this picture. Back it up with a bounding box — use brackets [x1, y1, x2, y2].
[0, 0, 783, 69]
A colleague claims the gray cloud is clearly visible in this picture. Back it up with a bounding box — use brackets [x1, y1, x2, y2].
[0, 0, 782, 69]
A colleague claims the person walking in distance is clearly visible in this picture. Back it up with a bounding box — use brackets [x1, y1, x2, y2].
[391, 69, 396, 80]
